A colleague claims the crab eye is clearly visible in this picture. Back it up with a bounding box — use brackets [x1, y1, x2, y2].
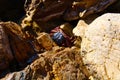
[52, 32, 65, 45]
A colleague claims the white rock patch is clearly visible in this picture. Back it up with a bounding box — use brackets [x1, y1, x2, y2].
[81, 13, 120, 80]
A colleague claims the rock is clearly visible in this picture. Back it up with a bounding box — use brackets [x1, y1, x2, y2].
[1, 66, 32, 80]
[23, 0, 116, 22]
[24, 0, 69, 21]
[37, 32, 57, 51]
[21, 16, 43, 36]
[81, 13, 120, 80]
[0, 22, 13, 71]
[1, 22, 35, 67]
[2, 47, 90, 80]
[72, 20, 88, 48]
[22, 0, 116, 34]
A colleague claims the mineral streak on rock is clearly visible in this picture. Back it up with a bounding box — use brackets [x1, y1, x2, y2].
[81, 13, 120, 80]
[37, 32, 57, 50]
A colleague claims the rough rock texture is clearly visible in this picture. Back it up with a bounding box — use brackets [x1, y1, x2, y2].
[1, 22, 35, 67]
[0, 23, 13, 71]
[37, 32, 57, 50]
[22, 0, 116, 32]
[2, 47, 90, 80]
[73, 20, 88, 37]
[81, 13, 120, 80]
[0, 0, 25, 21]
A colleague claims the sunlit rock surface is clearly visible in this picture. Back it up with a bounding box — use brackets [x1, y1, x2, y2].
[81, 13, 120, 80]
[2, 47, 90, 80]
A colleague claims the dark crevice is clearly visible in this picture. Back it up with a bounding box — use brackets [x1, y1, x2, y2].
[0, 0, 25, 22]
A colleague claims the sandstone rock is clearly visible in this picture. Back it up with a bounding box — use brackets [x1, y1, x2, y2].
[2, 47, 90, 80]
[24, 0, 116, 22]
[37, 32, 57, 51]
[21, 0, 116, 34]
[1, 22, 35, 67]
[72, 20, 88, 48]
[0, 23, 13, 71]
[81, 13, 120, 80]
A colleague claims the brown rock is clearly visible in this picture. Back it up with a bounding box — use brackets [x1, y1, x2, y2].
[1, 22, 35, 67]
[24, 0, 116, 21]
[2, 47, 90, 80]
[0, 23, 13, 71]
[73, 20, 88, 37]
[36, 32, 57, 51]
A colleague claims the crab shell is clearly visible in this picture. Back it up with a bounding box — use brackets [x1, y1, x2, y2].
[24, 0, 116, 21]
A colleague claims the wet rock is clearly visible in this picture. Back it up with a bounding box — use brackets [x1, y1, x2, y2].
[2, 47, 90, 80]
[1, 22, 35, 67]
[81, 13, 120, 80]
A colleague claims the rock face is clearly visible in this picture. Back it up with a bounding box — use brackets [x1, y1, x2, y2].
[81, 13, 120, 80]
[0, 23, 13, 71]
[24, 0, 116, 21]
[37, 32, 57, 50]
[73, 20, 88, 37]
[2, 47, 90, 80]
[0, 0, 25, 21]
[22, 0, 116, 32]
[1, 22, 35, 67]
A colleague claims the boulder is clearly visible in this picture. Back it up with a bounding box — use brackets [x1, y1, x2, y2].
[22, 0, 116, 32]
[2, 47, 90, 80]
[24, 0, 116, 21]
[36, 32, 57, 51]
[1, 22, 35, 67]
[81, 13, 120, 80]
[73, 20, 88, 37]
